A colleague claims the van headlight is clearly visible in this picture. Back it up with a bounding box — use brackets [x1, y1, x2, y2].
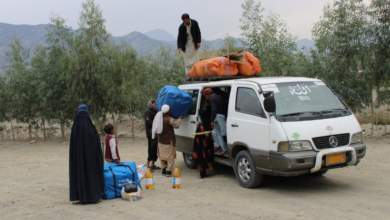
[351, 132, 362, 144]
[278, 141, 313, 152]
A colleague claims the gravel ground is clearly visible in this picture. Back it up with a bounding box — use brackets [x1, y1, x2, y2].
[0, 136, 389, 220]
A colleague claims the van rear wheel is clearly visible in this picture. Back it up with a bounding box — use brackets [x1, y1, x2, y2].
[183, 153, 197, 169]
[234, 150, 262, 188]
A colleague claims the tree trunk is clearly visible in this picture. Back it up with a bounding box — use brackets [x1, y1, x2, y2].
[376, 96, 379, 131]
[17, 122, 19, 139]
[35, 124, 38, 141]
[115, 113, 118, 137]
[371, 100, 374, 137]
[0, 124, 3, 139]
[59, 111, 65, 139]
[28, 118, 32, 142]
[385, 103, 389, 137]
[61, 120, 65, 139]
[129, 102, 135, 141]
[376, 112, 379, 131]
[112, 112, 118, 137]
[43, 117, 47, 141]
[10, 117, 15, 142]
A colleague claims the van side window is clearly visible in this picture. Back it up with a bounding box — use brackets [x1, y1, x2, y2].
[236, 87, 266, 118]
[184, 90, 199, 115]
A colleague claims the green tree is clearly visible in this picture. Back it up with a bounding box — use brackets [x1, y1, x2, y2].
[215, 34, 242, 57]
[72, 0, 109, 121]
[44, 15, 77, 138]
[199, 38, 214, 59]
[240, 0, 298, 76]
[370, 0, 390, 133]
[0, 76, 15, 141]
[5, 38, 40, 141]
[31, 44, 49, 140]
[101, 42, 137, 136]
[312, 0, 373, 115]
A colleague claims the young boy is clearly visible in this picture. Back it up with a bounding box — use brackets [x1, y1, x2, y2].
[104, 124, 121, 164]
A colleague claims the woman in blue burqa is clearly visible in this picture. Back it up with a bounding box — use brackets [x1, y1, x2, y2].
[69, 104, 104, 204]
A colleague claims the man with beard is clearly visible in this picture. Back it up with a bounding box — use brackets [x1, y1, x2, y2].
[177, 13, 201, 73]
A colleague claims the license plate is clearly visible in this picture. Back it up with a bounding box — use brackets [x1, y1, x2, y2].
[326, 153, 346, 166]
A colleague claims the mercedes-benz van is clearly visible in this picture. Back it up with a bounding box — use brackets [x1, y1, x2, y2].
[176, 76, 366, 188]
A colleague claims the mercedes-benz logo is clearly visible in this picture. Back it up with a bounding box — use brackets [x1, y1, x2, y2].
[329, 136, 338, 147]
[326, 126, 333, 132]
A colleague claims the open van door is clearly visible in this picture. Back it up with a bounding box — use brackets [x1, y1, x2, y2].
[176, 87, 201, 160]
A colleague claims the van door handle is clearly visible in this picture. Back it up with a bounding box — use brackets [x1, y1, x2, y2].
[231, 124, 239, 127]
[191, 121, 196, 124]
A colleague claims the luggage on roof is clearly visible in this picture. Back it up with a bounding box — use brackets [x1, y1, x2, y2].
[187, 49, 261, 79]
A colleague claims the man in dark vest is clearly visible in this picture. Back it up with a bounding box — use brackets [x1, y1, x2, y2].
[177, 13, 201, 73]
[144, 100, 161, 170]
[157, 105, 184, 177]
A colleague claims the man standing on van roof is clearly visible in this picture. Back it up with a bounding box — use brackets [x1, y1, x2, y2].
[177, 13, 201, 74]
[203, 88, 228, 155]
[157, 105, 184, 177]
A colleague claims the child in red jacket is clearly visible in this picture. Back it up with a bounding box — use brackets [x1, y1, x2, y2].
[104, 124, 121, 164]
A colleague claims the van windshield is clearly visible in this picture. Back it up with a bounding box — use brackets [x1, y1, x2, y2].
[263, 81, 351, 122]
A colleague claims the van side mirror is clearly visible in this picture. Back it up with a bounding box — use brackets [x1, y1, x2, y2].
[263, 92, 276, 113]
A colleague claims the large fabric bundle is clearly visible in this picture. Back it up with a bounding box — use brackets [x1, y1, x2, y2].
[187, 57, 238, 78]
[237, 52, 261, 76]
[156, 85, 192, 119]
[102, 162, 142, 200]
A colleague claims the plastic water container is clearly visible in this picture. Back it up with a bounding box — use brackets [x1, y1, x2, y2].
[145, 169, 154, 190]
[172, 168, 181, 189]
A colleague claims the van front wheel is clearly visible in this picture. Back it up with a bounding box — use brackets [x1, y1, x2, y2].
[234, 150, 262, 188]
[183, 153, 197, 169]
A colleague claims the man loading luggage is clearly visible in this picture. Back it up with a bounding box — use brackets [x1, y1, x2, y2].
[155, 105, 184, 177]
[202, 88, 228, 155]
[177, 13, 201, 74]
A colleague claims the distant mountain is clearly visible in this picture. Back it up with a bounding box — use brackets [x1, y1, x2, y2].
[144, 29, 176, 42]
[0, 22, 49, 73]
[296, 39, 316, 50]
[112, 31, 175, 55]
[0, 23, 318, 75]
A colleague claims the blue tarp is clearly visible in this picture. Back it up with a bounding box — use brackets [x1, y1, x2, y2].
[156, 85, 192, 119]
[102, 162, 142, 200]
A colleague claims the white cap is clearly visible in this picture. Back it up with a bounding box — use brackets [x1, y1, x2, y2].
[161, 105, 170, 113]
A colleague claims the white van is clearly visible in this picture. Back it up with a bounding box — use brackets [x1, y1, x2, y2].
[176, 76, 366, 188]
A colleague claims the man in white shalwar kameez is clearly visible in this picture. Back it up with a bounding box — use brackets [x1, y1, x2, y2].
[177, 14, 202, 74]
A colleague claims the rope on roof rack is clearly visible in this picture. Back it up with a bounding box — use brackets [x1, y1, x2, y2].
[185, 74, 262, 82]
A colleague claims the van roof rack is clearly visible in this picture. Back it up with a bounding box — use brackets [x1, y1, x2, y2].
[186, 74, 262, 83]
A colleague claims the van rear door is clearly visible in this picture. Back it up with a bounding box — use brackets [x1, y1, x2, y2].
[175, 87, 201, 155]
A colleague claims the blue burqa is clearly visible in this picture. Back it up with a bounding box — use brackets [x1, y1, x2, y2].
[69, 105, 104, 203]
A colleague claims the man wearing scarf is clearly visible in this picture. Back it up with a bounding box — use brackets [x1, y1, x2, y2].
[69, 104, 104, 204]
[155, 105, 183, 177]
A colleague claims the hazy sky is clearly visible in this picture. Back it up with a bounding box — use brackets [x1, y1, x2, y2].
[0, 0, 371, 40]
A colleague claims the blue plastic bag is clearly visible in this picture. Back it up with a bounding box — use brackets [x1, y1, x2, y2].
[156, 85, 192, 119]
[102, 162, 142, 200]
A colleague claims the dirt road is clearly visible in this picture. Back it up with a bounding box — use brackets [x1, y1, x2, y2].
[0, 137, 389, 220]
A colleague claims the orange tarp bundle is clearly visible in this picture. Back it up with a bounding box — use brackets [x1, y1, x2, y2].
[237, 52, 261, 76]
[187, 57, 238, 78]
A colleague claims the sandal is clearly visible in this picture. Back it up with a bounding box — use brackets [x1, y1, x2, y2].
[150, 165, 162, 170]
